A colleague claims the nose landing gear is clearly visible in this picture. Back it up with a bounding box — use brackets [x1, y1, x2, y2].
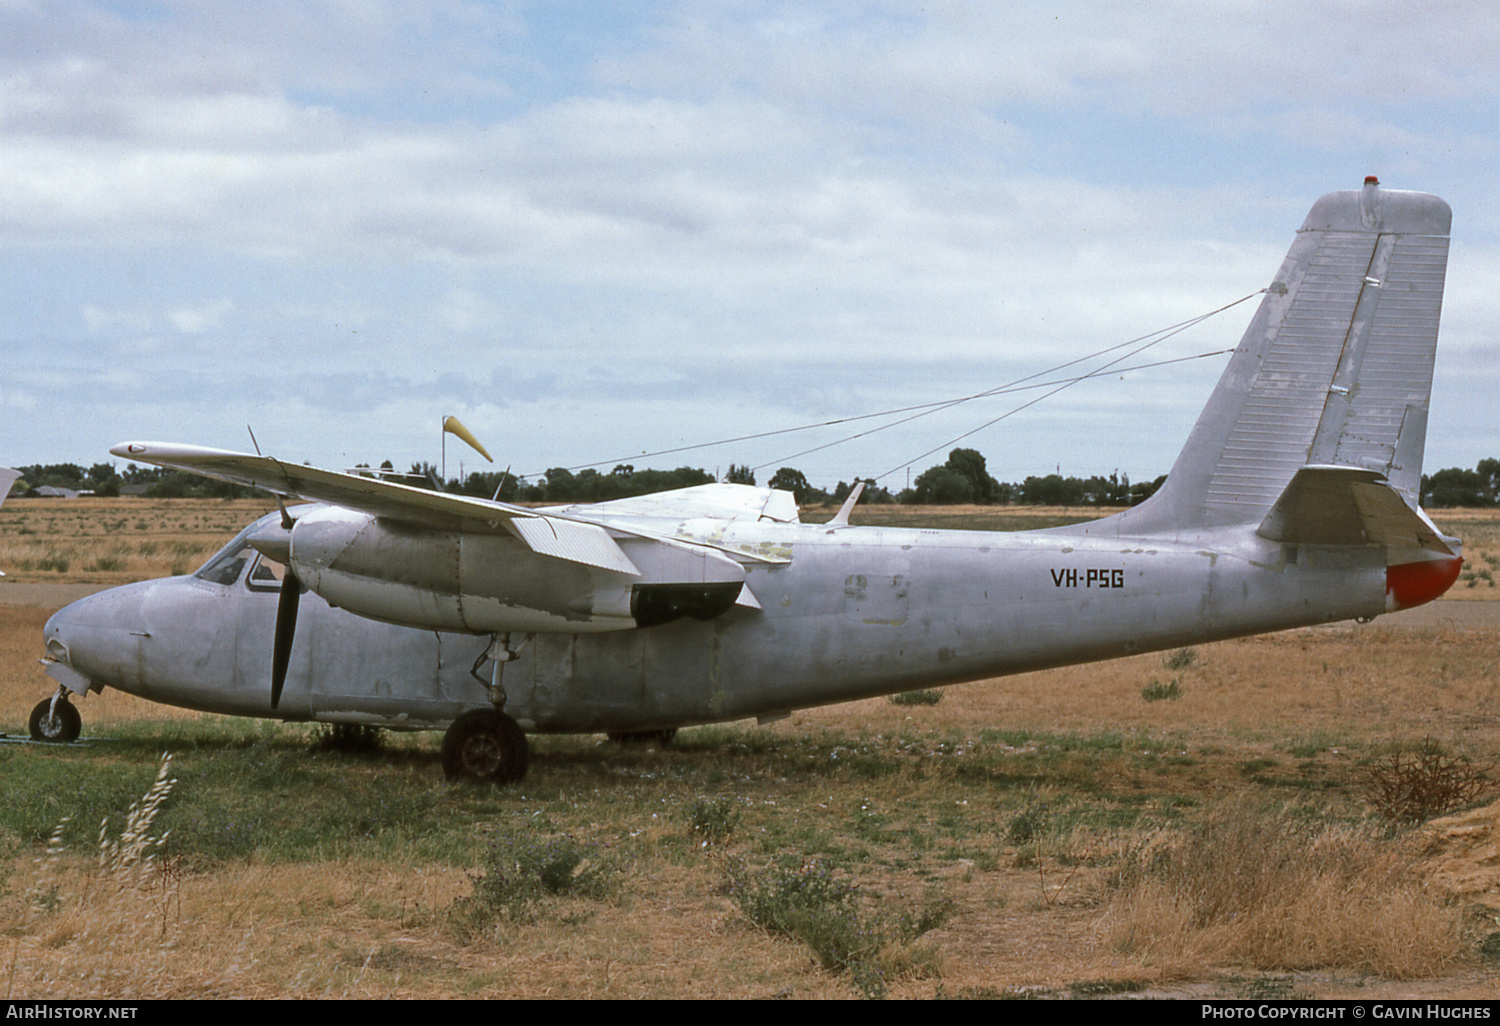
[30, 691, 81, 743]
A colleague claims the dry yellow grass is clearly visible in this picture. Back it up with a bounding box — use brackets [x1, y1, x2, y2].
[1100, 796, 1464, 977]
[0, 498, 277, 584]
[2, 849, 866, 998]
[3, 501, 1500, 998]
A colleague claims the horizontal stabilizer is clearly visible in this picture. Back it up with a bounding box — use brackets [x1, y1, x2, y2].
[1257, 465, 1454, 555]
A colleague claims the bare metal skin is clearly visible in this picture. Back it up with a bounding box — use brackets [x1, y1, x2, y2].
[39, 181, 1462, 782]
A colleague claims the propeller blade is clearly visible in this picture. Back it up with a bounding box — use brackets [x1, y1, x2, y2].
[271, 568, 303, 709]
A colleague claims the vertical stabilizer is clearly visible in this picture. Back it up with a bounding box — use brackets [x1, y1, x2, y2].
[1112, 180, 1450, 535]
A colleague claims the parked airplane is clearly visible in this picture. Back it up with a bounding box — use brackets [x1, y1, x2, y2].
[37, 180, 1461, 783]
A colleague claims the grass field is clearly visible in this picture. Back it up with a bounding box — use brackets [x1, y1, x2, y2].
[2, 497, 1496, 591]
[0, 500, 1498, 998]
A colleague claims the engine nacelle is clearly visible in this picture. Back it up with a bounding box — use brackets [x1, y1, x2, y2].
[275, 506, 745, 635]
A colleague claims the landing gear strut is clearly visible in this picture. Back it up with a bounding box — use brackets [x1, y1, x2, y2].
[445, 633, 532, 784]
[30, 691, 81, 743]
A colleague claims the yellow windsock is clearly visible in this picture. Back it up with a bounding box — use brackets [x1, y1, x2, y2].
[442, 416, 493, 463]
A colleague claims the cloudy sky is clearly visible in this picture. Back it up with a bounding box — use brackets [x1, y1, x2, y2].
[4, 1, 1498, 493]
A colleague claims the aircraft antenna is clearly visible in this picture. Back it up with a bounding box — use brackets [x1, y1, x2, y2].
[523, 294, 1254, 482]
[247, 425, 297, 530]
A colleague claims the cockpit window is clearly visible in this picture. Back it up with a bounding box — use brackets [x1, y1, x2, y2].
[246, 555, 287, 590]
[193, 512, 290, 589]
[194, 541, 253, 586]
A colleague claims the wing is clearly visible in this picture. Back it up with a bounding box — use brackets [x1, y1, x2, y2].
[111, 442, 641, 574]
[114, 443, 534, 529]
[110, 443, 795, 577]
[547, 482, 801, 524]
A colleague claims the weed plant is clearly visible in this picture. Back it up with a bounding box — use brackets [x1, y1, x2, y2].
[449, 828, 624, 934]
[1361, 736, 1493, 823]
[683, 796, 740, 845]
[313, 723, 384, 754]
[888, 689, 943, 706]
[97, 754, 176, 885]
[727, 858, 953, 998]
[1006, 793, 1050, 846]
[1162, 647, 1198, 671]
[10, 756, 187, 995]
[1139, 677, 1182, 702]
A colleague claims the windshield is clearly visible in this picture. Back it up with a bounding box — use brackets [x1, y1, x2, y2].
[192, 511, 290, 588]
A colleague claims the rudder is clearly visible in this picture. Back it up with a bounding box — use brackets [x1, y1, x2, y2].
[1113, 178, 1451, 535]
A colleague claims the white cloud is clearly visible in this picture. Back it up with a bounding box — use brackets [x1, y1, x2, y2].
[166, 298, 235, 334]
[1, 1, 1495, 486]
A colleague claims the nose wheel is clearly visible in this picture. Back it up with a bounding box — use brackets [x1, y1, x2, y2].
[441, 709, 529, 784]
[30, 693, 81, 743]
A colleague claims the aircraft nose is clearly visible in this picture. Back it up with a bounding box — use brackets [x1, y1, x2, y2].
[43, 601, 97, 695]
[45, 593, 96, 665]
[42, 584, 155, 695]
[43, 609, 70, 662]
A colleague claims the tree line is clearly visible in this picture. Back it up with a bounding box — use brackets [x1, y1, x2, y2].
[9, 453, 1500, 508]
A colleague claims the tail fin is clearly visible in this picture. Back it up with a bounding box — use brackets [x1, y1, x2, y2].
[1116, 178, 1451, 535]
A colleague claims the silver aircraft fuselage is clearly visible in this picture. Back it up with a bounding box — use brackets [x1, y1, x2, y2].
[36, 181, 1465, 773]
[42, 504, 1442, 735]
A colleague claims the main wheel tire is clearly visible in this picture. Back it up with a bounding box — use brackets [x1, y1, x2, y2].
[29, 698, 81, 743]
[442, 709, 529, 784]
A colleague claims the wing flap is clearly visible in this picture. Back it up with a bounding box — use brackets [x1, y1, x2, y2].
[505, 516, 639, 576]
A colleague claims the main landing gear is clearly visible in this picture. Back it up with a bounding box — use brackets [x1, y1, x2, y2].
[443, 632, 532, 784]
[442, 709, 529, 784]
[30, 691, 81, 743]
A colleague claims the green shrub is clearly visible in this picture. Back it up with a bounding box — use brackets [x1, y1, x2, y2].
[1162, 648, 1198, 671]
[1006, 796, 1049, 846]
[1140, 678, 1182, 702]
[727, 858, 952, 999]
[450, 829, 623, 933]
[683, 797, 740, 845]
[888, 689, 943, 706]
